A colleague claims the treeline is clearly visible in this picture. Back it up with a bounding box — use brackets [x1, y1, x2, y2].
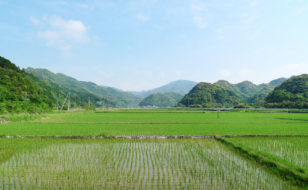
[178, 75, 308, 109]
[0, 56, 113, 113]
[0, 56, 53, 113]
[265, 74, 308, 108]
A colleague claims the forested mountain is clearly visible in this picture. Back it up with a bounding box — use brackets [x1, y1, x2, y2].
[0, 56, 54, 113]
[139, 92, 183, 107]
[26, 68, 141, 107]
[132, 80, 197, 98]
[0, 56, 114, 113]
[214, 80, 245, 99]
[179, 78, 287, 108]
[247, 78, 287, 105]
[236, 81, 258, 97]
[265, 74, 308, 108]
[3, 55, 304, 111]
[178, 82, 241, 107]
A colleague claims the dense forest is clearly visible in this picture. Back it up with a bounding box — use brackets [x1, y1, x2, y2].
[178, 82, 241, 107]
[0, 57, 112, 113]
[0, 56, 53, 113]
[139, 92, 183, 107]
[265, 74, 308, 108]
[178, 78, 287, 108]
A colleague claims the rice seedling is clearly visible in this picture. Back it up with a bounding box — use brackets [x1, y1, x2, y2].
[226, 137, 308, 171]
[1, 110, 307, 136]
[0, 138, 297, 189]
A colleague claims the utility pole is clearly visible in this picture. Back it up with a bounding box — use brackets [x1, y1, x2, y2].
[67, 92, 71, 111]
[88, 97, 91, 107]
[60, 93, 70, 111]
[56, 93, 59, 111]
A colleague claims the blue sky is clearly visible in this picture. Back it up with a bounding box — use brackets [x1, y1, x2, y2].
[1, 0, 308, 91]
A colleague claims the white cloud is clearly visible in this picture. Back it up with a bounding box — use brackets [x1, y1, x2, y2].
[136, 14, 150, 22]
[31, 16, 89, 51]
[190, 1, 208, 29]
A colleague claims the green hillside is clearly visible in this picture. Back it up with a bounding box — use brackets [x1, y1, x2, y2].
[26, 68, 140, 107]
[0, 56, 54, 113]
[179, 78, 287, 108]
[265, 74, 308, 108]
[178, 82, 241, 107]
[133, 80, 196, 98]
[214, 80, 244, 98]
[247, 78, 287, 106]
[236, 81, 258, 97]
[139, 92, 183, 107]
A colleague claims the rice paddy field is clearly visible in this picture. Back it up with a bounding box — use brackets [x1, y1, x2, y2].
[0, 138, 298, 189]
[225, 136, 308, 171]
[0, 109, 308, 189]
[0, 110, 308, 136]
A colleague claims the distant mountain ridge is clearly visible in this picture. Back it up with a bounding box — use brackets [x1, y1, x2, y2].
[179, 82, 241, 107]
[139, 92, 183, 107]
[26, 68, 141, 107]
[265, 74, 308, 108]
[2, 55, 307, 111]
[179, 78, 287, 107]
[132, 80, 197, 98]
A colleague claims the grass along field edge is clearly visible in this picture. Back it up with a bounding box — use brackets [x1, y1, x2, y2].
[1, 134, 308, 139]
[217, 137, 308, 188]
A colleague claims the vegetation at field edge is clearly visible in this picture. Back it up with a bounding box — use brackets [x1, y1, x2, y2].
[0, 138, 297, 189]
[219, 137, 308, 188]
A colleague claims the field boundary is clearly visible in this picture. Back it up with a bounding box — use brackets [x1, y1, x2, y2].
[217, 137, 308, 188]
[277, 118, 308, 122]
[1, 134, 308, 139]
[23, 120, 308, 124]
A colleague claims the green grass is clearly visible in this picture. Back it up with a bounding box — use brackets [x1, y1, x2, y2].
[220, 137, 308, 187]
[0, 138, 297, 189]
[225, 137, 308, 171]
[0, 110, 307, 136]
[0, 110, 307, 188]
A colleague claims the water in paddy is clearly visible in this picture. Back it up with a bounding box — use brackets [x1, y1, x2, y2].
[0, 139, 297, 190]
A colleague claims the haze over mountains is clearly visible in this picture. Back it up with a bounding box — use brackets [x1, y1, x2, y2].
[131, 80, 197, 98]
[139, 92, 183, 107]
[1, 56, 307, 112]
[26, 68, 197, 107]
[26, 68, 141, 107]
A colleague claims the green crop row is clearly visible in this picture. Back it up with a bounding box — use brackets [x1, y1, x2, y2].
[0, 111, 307, 136]
[220, 137, 308, 188]
[0, 138, 297, 189]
